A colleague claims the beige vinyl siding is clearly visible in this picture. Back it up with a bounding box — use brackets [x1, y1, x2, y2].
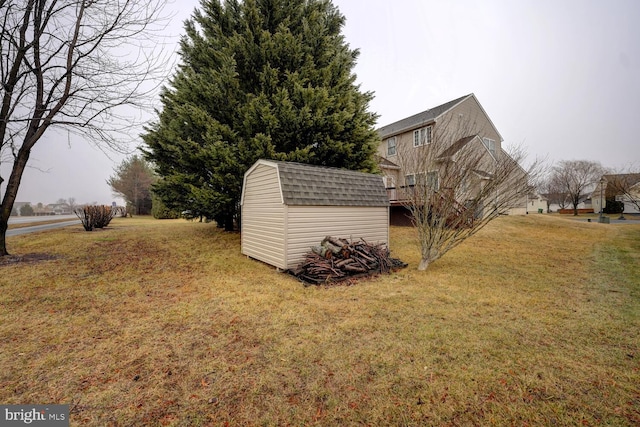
[241, 164, 287, 269]
[376, 95, 503, 181]
[284, 206, 389, 269]
[442, 97, 502, 152]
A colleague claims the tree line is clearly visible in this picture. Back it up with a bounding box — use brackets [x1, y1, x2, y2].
[538, 160, 640, 215]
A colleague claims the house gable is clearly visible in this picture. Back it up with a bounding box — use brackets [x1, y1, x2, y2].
[377, 94, 503, 143]
[377, 94, 471, 140]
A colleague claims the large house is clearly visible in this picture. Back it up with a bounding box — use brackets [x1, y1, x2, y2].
[592, 173, 640, 214]
[375, 94, 532, 223]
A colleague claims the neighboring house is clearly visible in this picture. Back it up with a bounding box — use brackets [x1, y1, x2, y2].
[523, 193, 547, 215]
[376, 94, 531, 222]
[48, 203, 72, 215]
[30, 203, 72, 216]
[628, 182, 640, 213]
[592, 174, 640, 214]
[544, 193, 591, 213]
[241, 159, 389, 270]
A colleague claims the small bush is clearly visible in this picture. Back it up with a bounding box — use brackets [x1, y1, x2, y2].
[604, 198, 624, 214]
[74, 205, 115, 231]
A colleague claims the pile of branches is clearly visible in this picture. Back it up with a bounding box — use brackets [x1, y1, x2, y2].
[291, 236, 407, 285]
[74, 205, 115, 231]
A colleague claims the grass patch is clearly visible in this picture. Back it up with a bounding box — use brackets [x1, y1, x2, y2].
[1, 216, 638, 425]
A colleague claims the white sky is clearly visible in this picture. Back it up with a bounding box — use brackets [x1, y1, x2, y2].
[4, 0, 640, 205]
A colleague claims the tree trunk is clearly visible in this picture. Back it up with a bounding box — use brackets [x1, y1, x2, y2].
[0, 217, 8, 257]
[0, 147, 32, 256]
[418, 258, 430, 271]
[224, 213, 234, 232]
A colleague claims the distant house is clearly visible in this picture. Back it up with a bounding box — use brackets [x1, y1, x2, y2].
[241, 159, 389, 270]
[524, 194, 547, 214]
[375, 93, 535, 222]
[11, 202, 31, 216]
[592, 174, 640, 214]
[48, 203, 72, 215]
[543, 193, 591, 213]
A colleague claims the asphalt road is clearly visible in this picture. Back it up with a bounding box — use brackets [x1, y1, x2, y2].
[6, 218, 80, 237]
[8, 214, 77, 225]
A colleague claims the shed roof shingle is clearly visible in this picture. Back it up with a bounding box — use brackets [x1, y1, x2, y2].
[267, 160, 389, 207]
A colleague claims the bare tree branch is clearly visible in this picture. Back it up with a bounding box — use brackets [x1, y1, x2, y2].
[0, 0, 171, 256]
[600, 170, 640, 214]
[392, 110, 542, 270]
[550, 160, 605, 216]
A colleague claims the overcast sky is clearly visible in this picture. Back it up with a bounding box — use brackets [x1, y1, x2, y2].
[4, 0, 640, 206]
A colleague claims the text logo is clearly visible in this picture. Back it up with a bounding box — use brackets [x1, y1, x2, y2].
[1, 405, 69, 426]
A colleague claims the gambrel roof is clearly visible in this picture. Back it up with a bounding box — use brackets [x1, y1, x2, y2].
[242, 159, 389, 207]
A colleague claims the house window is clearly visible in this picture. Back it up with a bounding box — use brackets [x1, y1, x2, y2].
[483, 137, 496, 156]
[413, 126, 432, 147]
[426, 171, 439, 190]
[387, 137, 396, 156]
[406, 172, 438, 190]
[382, 176, 395, 188]
[405, 174, 416, 186]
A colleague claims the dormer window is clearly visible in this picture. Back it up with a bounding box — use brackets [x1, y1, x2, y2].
[483, 137, 496, 156]
[387, 137, 397, 156]
[413, 126, 432, 147]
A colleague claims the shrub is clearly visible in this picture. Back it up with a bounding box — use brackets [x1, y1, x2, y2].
[74, 205, 115, 231]
[604, 198, 624, 214]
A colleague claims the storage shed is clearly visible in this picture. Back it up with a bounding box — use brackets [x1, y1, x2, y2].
[241, 159, 390, 270]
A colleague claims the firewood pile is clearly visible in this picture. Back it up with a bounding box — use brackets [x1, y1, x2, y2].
[290, 236, 407, 285]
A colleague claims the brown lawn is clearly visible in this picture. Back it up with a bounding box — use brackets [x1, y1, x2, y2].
[0, 215, 638, 425]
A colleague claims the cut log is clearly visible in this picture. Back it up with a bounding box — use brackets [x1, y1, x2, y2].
[335, 258, 355, 268]
[291, 236, 407, 285]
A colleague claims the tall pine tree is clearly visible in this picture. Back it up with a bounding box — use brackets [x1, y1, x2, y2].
[142, 0, 379, 230]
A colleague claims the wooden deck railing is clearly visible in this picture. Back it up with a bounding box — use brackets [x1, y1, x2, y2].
[385, 186, 475, 228]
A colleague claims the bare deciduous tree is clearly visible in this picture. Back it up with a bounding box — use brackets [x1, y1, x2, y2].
[551, 160, 605, 216]
[396, 114, 541, 270]
[538, 171, 569, 212]
[0, 0, 169, 255]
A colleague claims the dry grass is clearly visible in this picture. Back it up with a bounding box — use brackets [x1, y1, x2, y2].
[0, 215, 638, 426]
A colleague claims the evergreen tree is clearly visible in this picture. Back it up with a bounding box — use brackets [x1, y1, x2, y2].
[20, 204, 34, 216]
[142, 0, 379, 231]
[151, 193, 182, 219]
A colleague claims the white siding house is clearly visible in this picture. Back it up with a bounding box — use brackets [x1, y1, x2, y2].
[241, 159, 390, 270]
